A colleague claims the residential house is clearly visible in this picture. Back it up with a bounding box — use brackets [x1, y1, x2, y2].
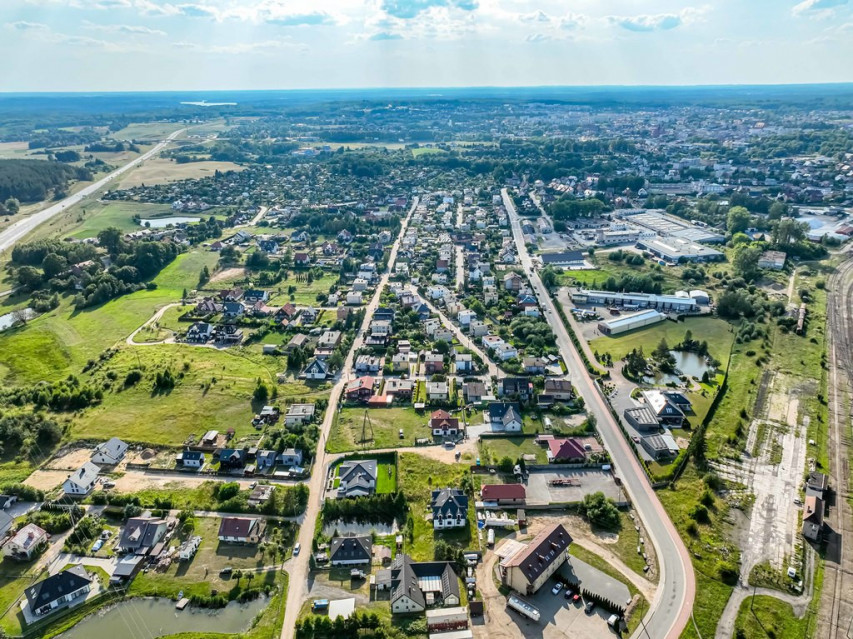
[640, 434, 677, 460]
[330, 536, 373, 566]
[285, 333, 308, 353]
[499, 378, 533, 401]
[117, 517, 168, 556]
[390, 554, 461, 614]
[318, 330, 342, 350]
[355, 355, 384, 373]
[434, 328, 454, 343]
[303, 359, 329, 380]
[546, 438, 588, 463]
[543, 379, 573, 400]
[248, 484, 274, 506]
[91, 437, 128, 466]
[462, 382, 488, 404]
[384, 378, 415, 400]
[642, 390, 686, 426]
[458, 309, 477, 327]
[469, 320, 489, 337]
[346, 291, 364, 306]
[215, 448, 247, 470]
[25, 567, 92, 617]
[294, 252, 310, 266]
[758, 250, 787, 270]
[219, 287, 244, 302]
[218, 517, 262, 544]
[176, 450, 205, 468]
[244, 289, 269, 303]
[255, 451, 277, 472]
[3, 524, 48, 560]
[222, 301, 244, 319]
[488, 402, 522, 432]
[63, 462, 100, 497]
[278, 448, 304, 467]
[424, 352, 445, 374]
[391, 352, 411, 373]
[454, 353, 474, 373]
[427, 381, 449, 401]
[195, 299, 222, 315]
[430, 410, 460, 437]
[285, 404, 316, 427]
[494, 343, 518, 361]
[522, 357, 547, 374]
[503, 272, 524, 292]
[623, 406, 660, 431]
[337, 459, 378, 498]
[186, 322, 214, 343]
[345, 377, 375, 403]
[431, 489, 468, 530]
[500, 523, 572, 595]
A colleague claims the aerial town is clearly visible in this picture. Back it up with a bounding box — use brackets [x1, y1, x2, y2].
[0, 85, 850, 639]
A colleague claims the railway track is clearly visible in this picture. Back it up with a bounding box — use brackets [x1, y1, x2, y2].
[819, 251, 853, 639]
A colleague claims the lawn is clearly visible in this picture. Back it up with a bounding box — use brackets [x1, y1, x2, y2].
[608, 510, 655, 580]
[478, 436, 547, 464]
[0, 557, 50, 635]
[589, 316, 736, 370]
[397, 453, 475, 562]
[333, 453, 398, 494]
[732, 595, 811, 638]
[562, 259, 688, 295]
[326, 407, 428, 453]
[266, 273, 340, 306]
[412, 147, 446, 158]
[69, 345, 324, 446]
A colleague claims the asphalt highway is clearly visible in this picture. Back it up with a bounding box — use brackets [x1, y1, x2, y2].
[502, 188, 695, 639]
[0, 128, 185, 254]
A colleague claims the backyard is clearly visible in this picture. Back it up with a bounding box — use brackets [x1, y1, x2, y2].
[326, 407, 428, 454]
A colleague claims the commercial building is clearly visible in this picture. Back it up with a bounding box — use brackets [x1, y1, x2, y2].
[620, 210, 725, 243]
[500, 523, 572, 595]
[571, 289, 698, 312]
[758, 251, 787, 270]
[597, 309, 666, 336]
[637, 236, 724, 263]
[540, 251, 585, 268]
[623, 406, 660, 431]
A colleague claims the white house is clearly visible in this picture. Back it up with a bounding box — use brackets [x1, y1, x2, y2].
[63, 462, 100, 497]
[494, 343, 518, 361]
[346, 291, 364, 306]
[4, 524, 49, 560]
[91, 437, 128, 466]
[458, 309, 477, 327]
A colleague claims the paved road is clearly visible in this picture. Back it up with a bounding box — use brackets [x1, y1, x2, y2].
[0, 129, 185, 254]
[279, 197, 419, 639]
[501, 189, 695, 639]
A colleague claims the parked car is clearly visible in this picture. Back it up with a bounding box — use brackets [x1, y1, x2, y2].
[220, 567, 233, 576]
[551, 582, 563, 595]
[294, 543, 301, 556]
[631, 435, 640, 443]
[585, 601, 595, 614]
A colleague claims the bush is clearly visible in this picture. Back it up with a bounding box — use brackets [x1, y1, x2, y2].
[689, 504, 710, 524]
[579, 492, 621, 530]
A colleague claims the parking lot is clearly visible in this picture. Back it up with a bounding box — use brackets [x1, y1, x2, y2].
[506, 582, 620, 639]
[524, 468, 626, 506]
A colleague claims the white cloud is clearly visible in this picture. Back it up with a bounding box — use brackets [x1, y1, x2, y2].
[83, 21, 166, 34]
[608, 7, 706, 32]
[369, 31, 403, 40]
[265, 11, 335, 27]
[519, 10, 550, 24]
[792, 0, 848, 16]
[7, 20, 51, 30]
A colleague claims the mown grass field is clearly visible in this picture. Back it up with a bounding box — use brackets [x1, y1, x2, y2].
[0, 557, 49, 635]
[119, 158, 245, 189]
[266, 273, 339, 306]
[113, 121, 185, 141]
[397, 453, 475, 562]
[478, 436, 547, 464]
[327, 407, 428, 453]
[63, 201, 178, 239]
[590, 316, 736, 369]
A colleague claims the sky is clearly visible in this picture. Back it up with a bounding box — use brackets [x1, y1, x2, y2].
[1, 0, 852, 91]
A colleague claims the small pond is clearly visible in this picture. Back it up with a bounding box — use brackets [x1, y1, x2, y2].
[0, 308, 37, 331]
[139, 216, 201, 228]
[645, 350, 713, 385]
[60, 596, 267, 639]
[322, 520, 399, 537]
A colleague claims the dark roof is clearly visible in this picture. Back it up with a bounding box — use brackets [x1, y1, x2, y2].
[218, 517, 259, 538]
[26, 566, 91, 610]
[330, 536, 372, 562]
[431, 488, 469, 518]
[503, 523, 572, 585]
[182, 450, 204, 461]
[544, 379, 573, 394]
[118, 517, 167, 553]
[624, 406, 659, 428]
[390, 554, 460, 608]
[541, 251, 585, 264]
[501, 378, 531, 394]
[488, 402, 521, 422]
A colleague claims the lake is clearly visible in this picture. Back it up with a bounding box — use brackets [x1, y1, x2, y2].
[645, 350, 713, 385]
[60, 596, 267, 639]
[0, 308, 37, 331]
[139, 216, 201, 228]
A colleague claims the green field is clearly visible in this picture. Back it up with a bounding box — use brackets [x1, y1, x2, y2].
[0, 557, 48, 635]
[478, 436, 547, 464]
[327, 407, 428, 453]
[412, 147, 446, 158]
[266, 274, 339, 306]
[69, 345, 324, 446]
[63, 202, 180, 239]
[732, 595, 811, 638]
[113, 121, 185, 141]
[590, 316, 736, 368]
[562, 259, 687, 295]
[397, 453, 475, 562]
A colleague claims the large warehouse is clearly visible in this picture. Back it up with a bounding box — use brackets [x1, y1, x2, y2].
[571, 289, 699, 312]
[597, 309, 666, 335]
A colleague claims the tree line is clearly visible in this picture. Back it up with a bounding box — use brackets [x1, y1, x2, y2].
[0, 159, 92, 202]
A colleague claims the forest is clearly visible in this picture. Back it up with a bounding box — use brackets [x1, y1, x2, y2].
[0, 159, 92, 202]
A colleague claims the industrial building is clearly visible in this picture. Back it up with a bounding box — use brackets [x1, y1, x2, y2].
[619, 210, 725, 243]
[637, 236, 724, 263]
[571, 289, 699, 312]
[540, 251, 585, 268]
[597, 309, 666, 336]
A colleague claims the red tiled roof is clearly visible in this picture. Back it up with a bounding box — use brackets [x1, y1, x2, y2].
[481, 484, 525, 500]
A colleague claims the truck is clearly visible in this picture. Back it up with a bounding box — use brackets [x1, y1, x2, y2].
[487, 528, 495, 547]
[507, 595, 540, 622]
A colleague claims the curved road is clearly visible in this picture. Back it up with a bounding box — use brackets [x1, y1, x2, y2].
[0, 128, 185, 253]
[501, 189, 695, 639]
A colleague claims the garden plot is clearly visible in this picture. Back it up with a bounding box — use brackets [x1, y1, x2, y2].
[711, 372, 808, 574]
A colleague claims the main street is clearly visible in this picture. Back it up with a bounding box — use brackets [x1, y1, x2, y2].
[0, 128, 185, 253]
[279, 197, 419, 639]
[501, 189, 695, 639]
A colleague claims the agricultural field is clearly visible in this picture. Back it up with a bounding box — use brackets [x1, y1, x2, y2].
[327, 407, 429, 453]
[112, 121, 185, 141]
[119, 158, 245, 189]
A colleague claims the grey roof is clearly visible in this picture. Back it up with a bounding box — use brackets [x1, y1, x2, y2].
[541, 251, 584, 264]
[93, 437, 127, 461]
[390, 554, 460, 609]
[26, 566, 91, 610]
[624, 406, 660, 428]
[431, 489, 469, 519]
[67, 462, 100, 488]
[330, 536, 372, 562]
[641, 434, 670, 452]
[118, 517, 167, 553]
[338, 459, 377, 497]
[503, 523, 572, 585]
[488, 402, 521, 423]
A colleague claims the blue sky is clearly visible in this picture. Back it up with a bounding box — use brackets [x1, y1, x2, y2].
[2, 0, 851, 91]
